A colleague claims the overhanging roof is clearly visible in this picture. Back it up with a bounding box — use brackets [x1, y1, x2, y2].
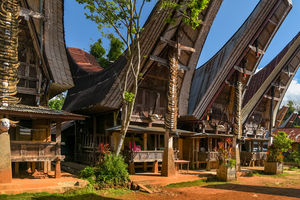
[63, 0, 223, 114]
[188, 0, 292, 119]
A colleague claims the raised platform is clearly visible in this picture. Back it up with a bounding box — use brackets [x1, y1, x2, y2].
[0, 172, 88, 194]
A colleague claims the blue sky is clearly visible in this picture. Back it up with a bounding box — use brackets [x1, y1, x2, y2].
[64, 0, 300, 104]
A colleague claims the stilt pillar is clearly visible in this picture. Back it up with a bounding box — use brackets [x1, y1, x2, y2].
[161, 130, 176, 176]
[233, 72, 243, 171]
[0, 132, 12, 183]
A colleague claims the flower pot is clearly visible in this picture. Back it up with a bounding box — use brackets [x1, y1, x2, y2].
[217, 164, 236, 181]
[264, 161, 283, 174]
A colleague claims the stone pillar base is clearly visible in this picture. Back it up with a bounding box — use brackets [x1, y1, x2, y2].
[0, 134, 12, 183]
[161, 148, 176, 177]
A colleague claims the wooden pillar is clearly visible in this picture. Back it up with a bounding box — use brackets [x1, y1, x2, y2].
[268, 86, 275, 146]
[93, 116, 97, 164]
[208, 137, 212, 152]
[192, 138, 195, 168]
[196, 138, 199, 168]
[0, 131, 12, 183]
[162, 48, 177, 177]
[55, 121, 61, 178]
[154, 134, 157, 151]
[152, 160, 159, 173]
[143, 133, 147, 171]
[233, 72, 243, 171]
[178, 138, 183, 160]
[14, 162, 19, 177]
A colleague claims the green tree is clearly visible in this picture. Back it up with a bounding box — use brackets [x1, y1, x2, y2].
[49, 93, 65, 110]
[77, 0, 210, 155]
[90, 35, 125, 68]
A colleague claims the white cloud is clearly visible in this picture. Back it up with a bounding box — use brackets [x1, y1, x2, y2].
[282, 79, 300, 105]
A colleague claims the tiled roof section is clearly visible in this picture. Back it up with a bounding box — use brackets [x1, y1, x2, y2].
[67, 47, 103, 73]
[243, 32, 300, 106]
[274, 128, 300, 143]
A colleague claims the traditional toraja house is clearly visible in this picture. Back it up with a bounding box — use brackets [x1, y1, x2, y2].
[241, 32, 300, 166]
[178, 0, 292, 170]
[278, 111, 298, 128]
[63, 0, 224, 175]
[0, 0, 84, 183]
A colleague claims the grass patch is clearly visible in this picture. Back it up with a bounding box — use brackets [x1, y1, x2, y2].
[288, 167, 300, 172]
[165, 179, 228, 188]
[247, 171, 296, 178]
[0, 186, 131, 200]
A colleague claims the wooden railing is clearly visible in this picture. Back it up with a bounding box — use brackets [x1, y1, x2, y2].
[241, 152, 267, 165]
[10, 141, 63, 162]
[128, 150, 164, 163]
[198, 152, 219, 161]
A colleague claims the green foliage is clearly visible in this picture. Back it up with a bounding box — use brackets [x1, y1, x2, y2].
[80, 166, 96, 185]
[217, 138, 235, 168]
[166, 178, 228, 188]
[90, 35, 124, 68]
[48, 93, 65, 110]
[161, 0, 210, 29]
[94, 154, 130, 188]
[285, 151, 300, 167]
[267, 131, 293, 162]
[124, 91, 135, 103]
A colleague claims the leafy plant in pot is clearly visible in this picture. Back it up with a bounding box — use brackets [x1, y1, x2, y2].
[216, 138, 236, 181]
[265, 131, 293, 174]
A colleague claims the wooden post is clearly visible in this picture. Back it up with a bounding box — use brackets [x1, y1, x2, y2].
[152, 160, 159, 173]
[93, 116, 97, 164]
[14, 162, 19, 177]
[268, 86, 275, 146]
[192, 138, 195, 168]
[143, 133, 147, 171]
[196, 138, 199, 168]
[55, 121, 61, 178]
[233, 72, 243, 171]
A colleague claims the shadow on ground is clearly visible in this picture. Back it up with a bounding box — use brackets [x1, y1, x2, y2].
[31, 194, 118, 200]
[204, 184, 300, 198]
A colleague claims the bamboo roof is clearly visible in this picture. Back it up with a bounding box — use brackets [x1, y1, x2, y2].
[63, 0, 223, 113]
[188, 0, 292, 119]
[242, 32, 300, 124]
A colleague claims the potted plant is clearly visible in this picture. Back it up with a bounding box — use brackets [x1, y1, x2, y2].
[264, 131, 293, 174]
[216, 138, 236, 181]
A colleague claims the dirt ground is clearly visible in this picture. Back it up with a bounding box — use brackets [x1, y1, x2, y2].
[122, 169, 300, 200]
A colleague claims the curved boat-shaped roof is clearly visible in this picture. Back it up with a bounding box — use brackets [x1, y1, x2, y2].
[242, 32, 300, 124]
[188, 0, 292, 119]
[63, 0, 223, 113]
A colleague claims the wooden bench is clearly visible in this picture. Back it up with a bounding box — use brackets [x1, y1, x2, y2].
[175, 160, 190, 173]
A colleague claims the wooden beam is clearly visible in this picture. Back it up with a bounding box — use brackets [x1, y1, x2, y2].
[234, 65, 254, 75]
[19, 7, 44, 20]
[160, 37, 195, 52]
[271, 82, 286, 90]
[268, 19, 278, 26]
[150, 55, 190, 71]
[20, 0, 50, 80]
[146, 74, 168, 81]
[263, 94, 280, 101]
[248, 44, 265, 55]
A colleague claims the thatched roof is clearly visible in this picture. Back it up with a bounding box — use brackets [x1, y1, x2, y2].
[188, 0, 292, 119]
[63, 0, 223, 113]
[242, 32, 300, 124]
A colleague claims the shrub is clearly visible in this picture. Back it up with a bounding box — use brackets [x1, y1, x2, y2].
[94, 154, 130, 188]
[80, 166, 96, 185]
[267, 131, 293, 162]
